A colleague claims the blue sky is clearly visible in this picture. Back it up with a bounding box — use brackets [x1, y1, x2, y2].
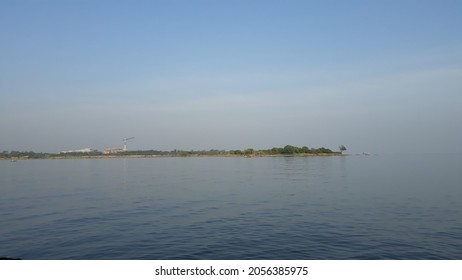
[1, 0, 461, 153]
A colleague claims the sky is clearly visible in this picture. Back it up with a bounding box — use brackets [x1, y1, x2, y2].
[1, 0, 461, 154]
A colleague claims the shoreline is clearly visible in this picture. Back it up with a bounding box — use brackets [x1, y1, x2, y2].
[2, 153, 343, 161]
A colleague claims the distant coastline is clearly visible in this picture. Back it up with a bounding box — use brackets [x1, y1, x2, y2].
[1, 153, 342, 160]
[1, 145, 343, 160]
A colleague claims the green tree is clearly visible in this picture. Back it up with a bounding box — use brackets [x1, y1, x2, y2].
[314, 147, 333, 153]
[282, 145, 297, 154]
[231, 150, 243, 155]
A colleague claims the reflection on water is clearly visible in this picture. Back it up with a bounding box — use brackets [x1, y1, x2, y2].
[1, 155, 461, 259]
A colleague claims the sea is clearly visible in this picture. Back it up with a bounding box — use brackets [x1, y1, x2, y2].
[1, 154, 461, 260]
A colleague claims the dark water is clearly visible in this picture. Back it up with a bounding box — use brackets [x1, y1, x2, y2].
[1, 154, 461, 259]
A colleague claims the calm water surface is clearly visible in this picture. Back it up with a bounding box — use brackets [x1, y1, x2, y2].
[1, 155, 461, 259]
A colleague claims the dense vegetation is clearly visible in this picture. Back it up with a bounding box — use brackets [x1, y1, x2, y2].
[1, 151, 53, 159]
[0, 150, 102, 159]
[122, 145, 335, 157]
[1, 145, 338, 159]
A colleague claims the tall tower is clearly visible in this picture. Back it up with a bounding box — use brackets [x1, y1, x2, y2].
[122, 137, 135, 151]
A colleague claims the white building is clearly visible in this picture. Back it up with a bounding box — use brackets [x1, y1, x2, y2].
[60, 148, 98, 154]
[103, 148, 125, 154]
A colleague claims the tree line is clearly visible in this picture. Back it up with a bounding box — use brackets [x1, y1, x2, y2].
[1, 145, 338, 159]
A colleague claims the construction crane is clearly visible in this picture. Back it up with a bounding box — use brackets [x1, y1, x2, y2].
[122, 137, 135, 151]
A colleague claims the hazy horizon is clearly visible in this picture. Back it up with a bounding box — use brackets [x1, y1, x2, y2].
[2, 1, 461, 154]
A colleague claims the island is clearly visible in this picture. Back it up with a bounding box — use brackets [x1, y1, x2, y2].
[1, 145, 342, 160]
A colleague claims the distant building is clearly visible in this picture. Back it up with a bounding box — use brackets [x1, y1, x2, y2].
[60, 148, 98, 154]
[103, 148, 125, 154]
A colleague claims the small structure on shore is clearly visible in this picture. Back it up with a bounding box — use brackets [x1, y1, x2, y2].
[103, 137, 135, 154]
[103, 148, 125, 154]
[60, 148, 98, 154]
